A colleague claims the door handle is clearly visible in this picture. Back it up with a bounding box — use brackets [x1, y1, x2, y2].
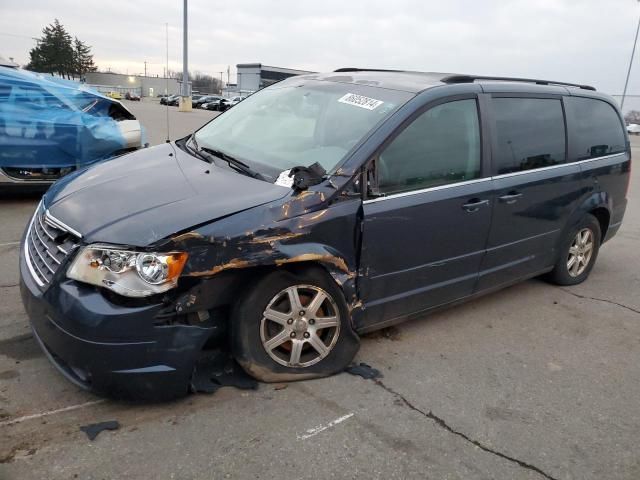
[462, 199, 489, 212]
[498, 192, 523, 204]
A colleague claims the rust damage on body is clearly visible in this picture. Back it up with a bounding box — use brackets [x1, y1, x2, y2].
[185, 258, 253, 277]
[163, 184, 366, 324]
[274, 253, 349, 273]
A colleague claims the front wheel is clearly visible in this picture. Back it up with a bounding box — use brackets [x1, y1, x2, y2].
[547, 214, 601, 285]
[232, 269, 359, 382]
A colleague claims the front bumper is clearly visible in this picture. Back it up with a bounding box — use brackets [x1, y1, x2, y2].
[19, 248, 217, 400]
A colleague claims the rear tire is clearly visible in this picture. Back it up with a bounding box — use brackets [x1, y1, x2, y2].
[547, 214, 601, 285]
[231, 268, 360, 382]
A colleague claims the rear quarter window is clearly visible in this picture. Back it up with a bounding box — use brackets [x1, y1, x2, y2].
[564, 97, 626, 161]
[492, 97, 566, 175]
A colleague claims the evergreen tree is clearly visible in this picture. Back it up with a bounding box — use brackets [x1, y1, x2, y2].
[26, 19, 95, 79]
[73, 37, 96, 79]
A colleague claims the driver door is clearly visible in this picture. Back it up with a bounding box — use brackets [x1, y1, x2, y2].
[358, 97, 493, 329]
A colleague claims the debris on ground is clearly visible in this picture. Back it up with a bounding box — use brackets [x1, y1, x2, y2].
[365, 326, 402, 341]
[273, 384, 288, 391]
[79, 420, 120, 441]
[191, 351, 258, 394]
[346, 362, 383, 380]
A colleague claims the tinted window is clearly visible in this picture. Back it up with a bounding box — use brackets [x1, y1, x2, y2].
[493, 98, 565, 174]
[565, 97, 626, 160]
[378, 99, 481, 194]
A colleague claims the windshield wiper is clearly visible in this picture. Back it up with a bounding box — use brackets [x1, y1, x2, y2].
[199, 146, 265, 180]
[184, 134, 213, 164]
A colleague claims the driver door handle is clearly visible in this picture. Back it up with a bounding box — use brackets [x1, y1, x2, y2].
[462, 199, 489, 212]
[498, 191, 523, 204]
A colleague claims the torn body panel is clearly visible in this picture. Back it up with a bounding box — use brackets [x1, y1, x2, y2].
[164, 191, 365, 328]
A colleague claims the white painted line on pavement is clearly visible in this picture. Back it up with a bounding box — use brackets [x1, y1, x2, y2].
[0, 241, 20, 247]
[0, 399, 106, 427]
[297, 412, 355, 440]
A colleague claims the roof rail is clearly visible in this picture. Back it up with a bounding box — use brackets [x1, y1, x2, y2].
[334, 68, 404, 73]
[441, 74, 596, 91]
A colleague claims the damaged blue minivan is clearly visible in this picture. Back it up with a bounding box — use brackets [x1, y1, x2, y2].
[20, 69, 630, 399]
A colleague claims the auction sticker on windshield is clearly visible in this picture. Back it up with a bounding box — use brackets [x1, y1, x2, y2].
[275, 169, 294, 187]
[338, 93, 384, 110]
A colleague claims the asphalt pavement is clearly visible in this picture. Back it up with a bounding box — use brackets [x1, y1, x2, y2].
[1, 103, 639, 479]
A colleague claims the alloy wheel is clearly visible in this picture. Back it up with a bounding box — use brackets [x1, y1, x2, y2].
[567, 228, 594, 277]
[260, 285, 341, 367]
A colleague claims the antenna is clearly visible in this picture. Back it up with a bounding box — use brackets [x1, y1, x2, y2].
[165, 22, 171, 143]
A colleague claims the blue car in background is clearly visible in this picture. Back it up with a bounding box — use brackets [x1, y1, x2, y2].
[0, 66, 143, 190]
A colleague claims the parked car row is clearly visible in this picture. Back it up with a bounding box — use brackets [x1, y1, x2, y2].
[205, 96, 247, 111]
[159, 94, 247, 111]
[160, 94, 179, 106]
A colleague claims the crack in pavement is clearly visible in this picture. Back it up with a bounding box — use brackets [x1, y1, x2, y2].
[372, 379, 559, 480]
[559, 288, 640, 315]
[0, 283, 18, 288]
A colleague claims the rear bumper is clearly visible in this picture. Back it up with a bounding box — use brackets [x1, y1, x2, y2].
[19, 248, 217, 400]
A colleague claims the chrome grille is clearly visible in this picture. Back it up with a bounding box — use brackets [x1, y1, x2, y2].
[25, 204, 81, 287]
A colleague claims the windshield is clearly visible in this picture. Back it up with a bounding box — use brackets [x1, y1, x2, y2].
[193, 78, 412, 181]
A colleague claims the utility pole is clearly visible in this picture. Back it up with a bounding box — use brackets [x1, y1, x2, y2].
[621, 0, 640, 112]
[165, 22, 170, 142]
[179, 0, 192, 111]
[144, 61, 147, 77]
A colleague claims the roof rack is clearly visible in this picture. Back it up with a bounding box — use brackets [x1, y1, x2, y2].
[441, 74, 596, 91]
[334, 67, 406, 73]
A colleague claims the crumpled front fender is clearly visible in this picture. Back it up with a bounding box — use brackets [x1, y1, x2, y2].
[163, 192, 364, 319]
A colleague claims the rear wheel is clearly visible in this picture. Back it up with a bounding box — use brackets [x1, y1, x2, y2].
[548, 214, 601, 285]
[232, 269, 359, 382]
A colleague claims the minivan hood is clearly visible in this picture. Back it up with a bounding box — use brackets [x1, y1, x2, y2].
[45, 143, 291, 246]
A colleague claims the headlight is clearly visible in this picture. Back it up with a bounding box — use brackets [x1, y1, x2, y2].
[67, 245, 188, 297]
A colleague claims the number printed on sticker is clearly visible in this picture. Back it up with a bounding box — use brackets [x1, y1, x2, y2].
[338, 93, 384, 110]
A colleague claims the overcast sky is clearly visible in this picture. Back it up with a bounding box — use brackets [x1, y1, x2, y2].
[1, 0, 639, 95]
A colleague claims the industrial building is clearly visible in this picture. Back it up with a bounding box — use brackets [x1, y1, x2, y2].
[82, 64, 313, 99]
[84, 72, 179, 97]
[236, 63, 314, 94]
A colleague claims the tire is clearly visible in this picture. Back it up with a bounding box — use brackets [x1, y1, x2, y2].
[547, 214, 601, 286]
[231, 268, 360, 382]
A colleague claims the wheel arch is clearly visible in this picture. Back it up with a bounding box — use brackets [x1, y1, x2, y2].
[171, 243, 360, 330]
[588, 206, 610, 243]
[560, 191, 611, 250]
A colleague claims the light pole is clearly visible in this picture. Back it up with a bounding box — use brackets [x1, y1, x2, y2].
[179, 0, 192, 111]
[621, 0, 640, 112]
[217, 71, 224, 95]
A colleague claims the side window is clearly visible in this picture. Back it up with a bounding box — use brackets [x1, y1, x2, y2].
[564, 97, 626, 160]
[492, 97, 566, 175]
[378, 99, 481, 195]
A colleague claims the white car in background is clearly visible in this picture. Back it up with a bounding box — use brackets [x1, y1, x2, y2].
[627, 123, 640, 135]
[229, 96, 247, 107]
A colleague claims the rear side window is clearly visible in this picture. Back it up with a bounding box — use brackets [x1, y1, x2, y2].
[492, 97, 566, 175]
[377, 99, 481, 194]
[564, 97, 626, 160]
